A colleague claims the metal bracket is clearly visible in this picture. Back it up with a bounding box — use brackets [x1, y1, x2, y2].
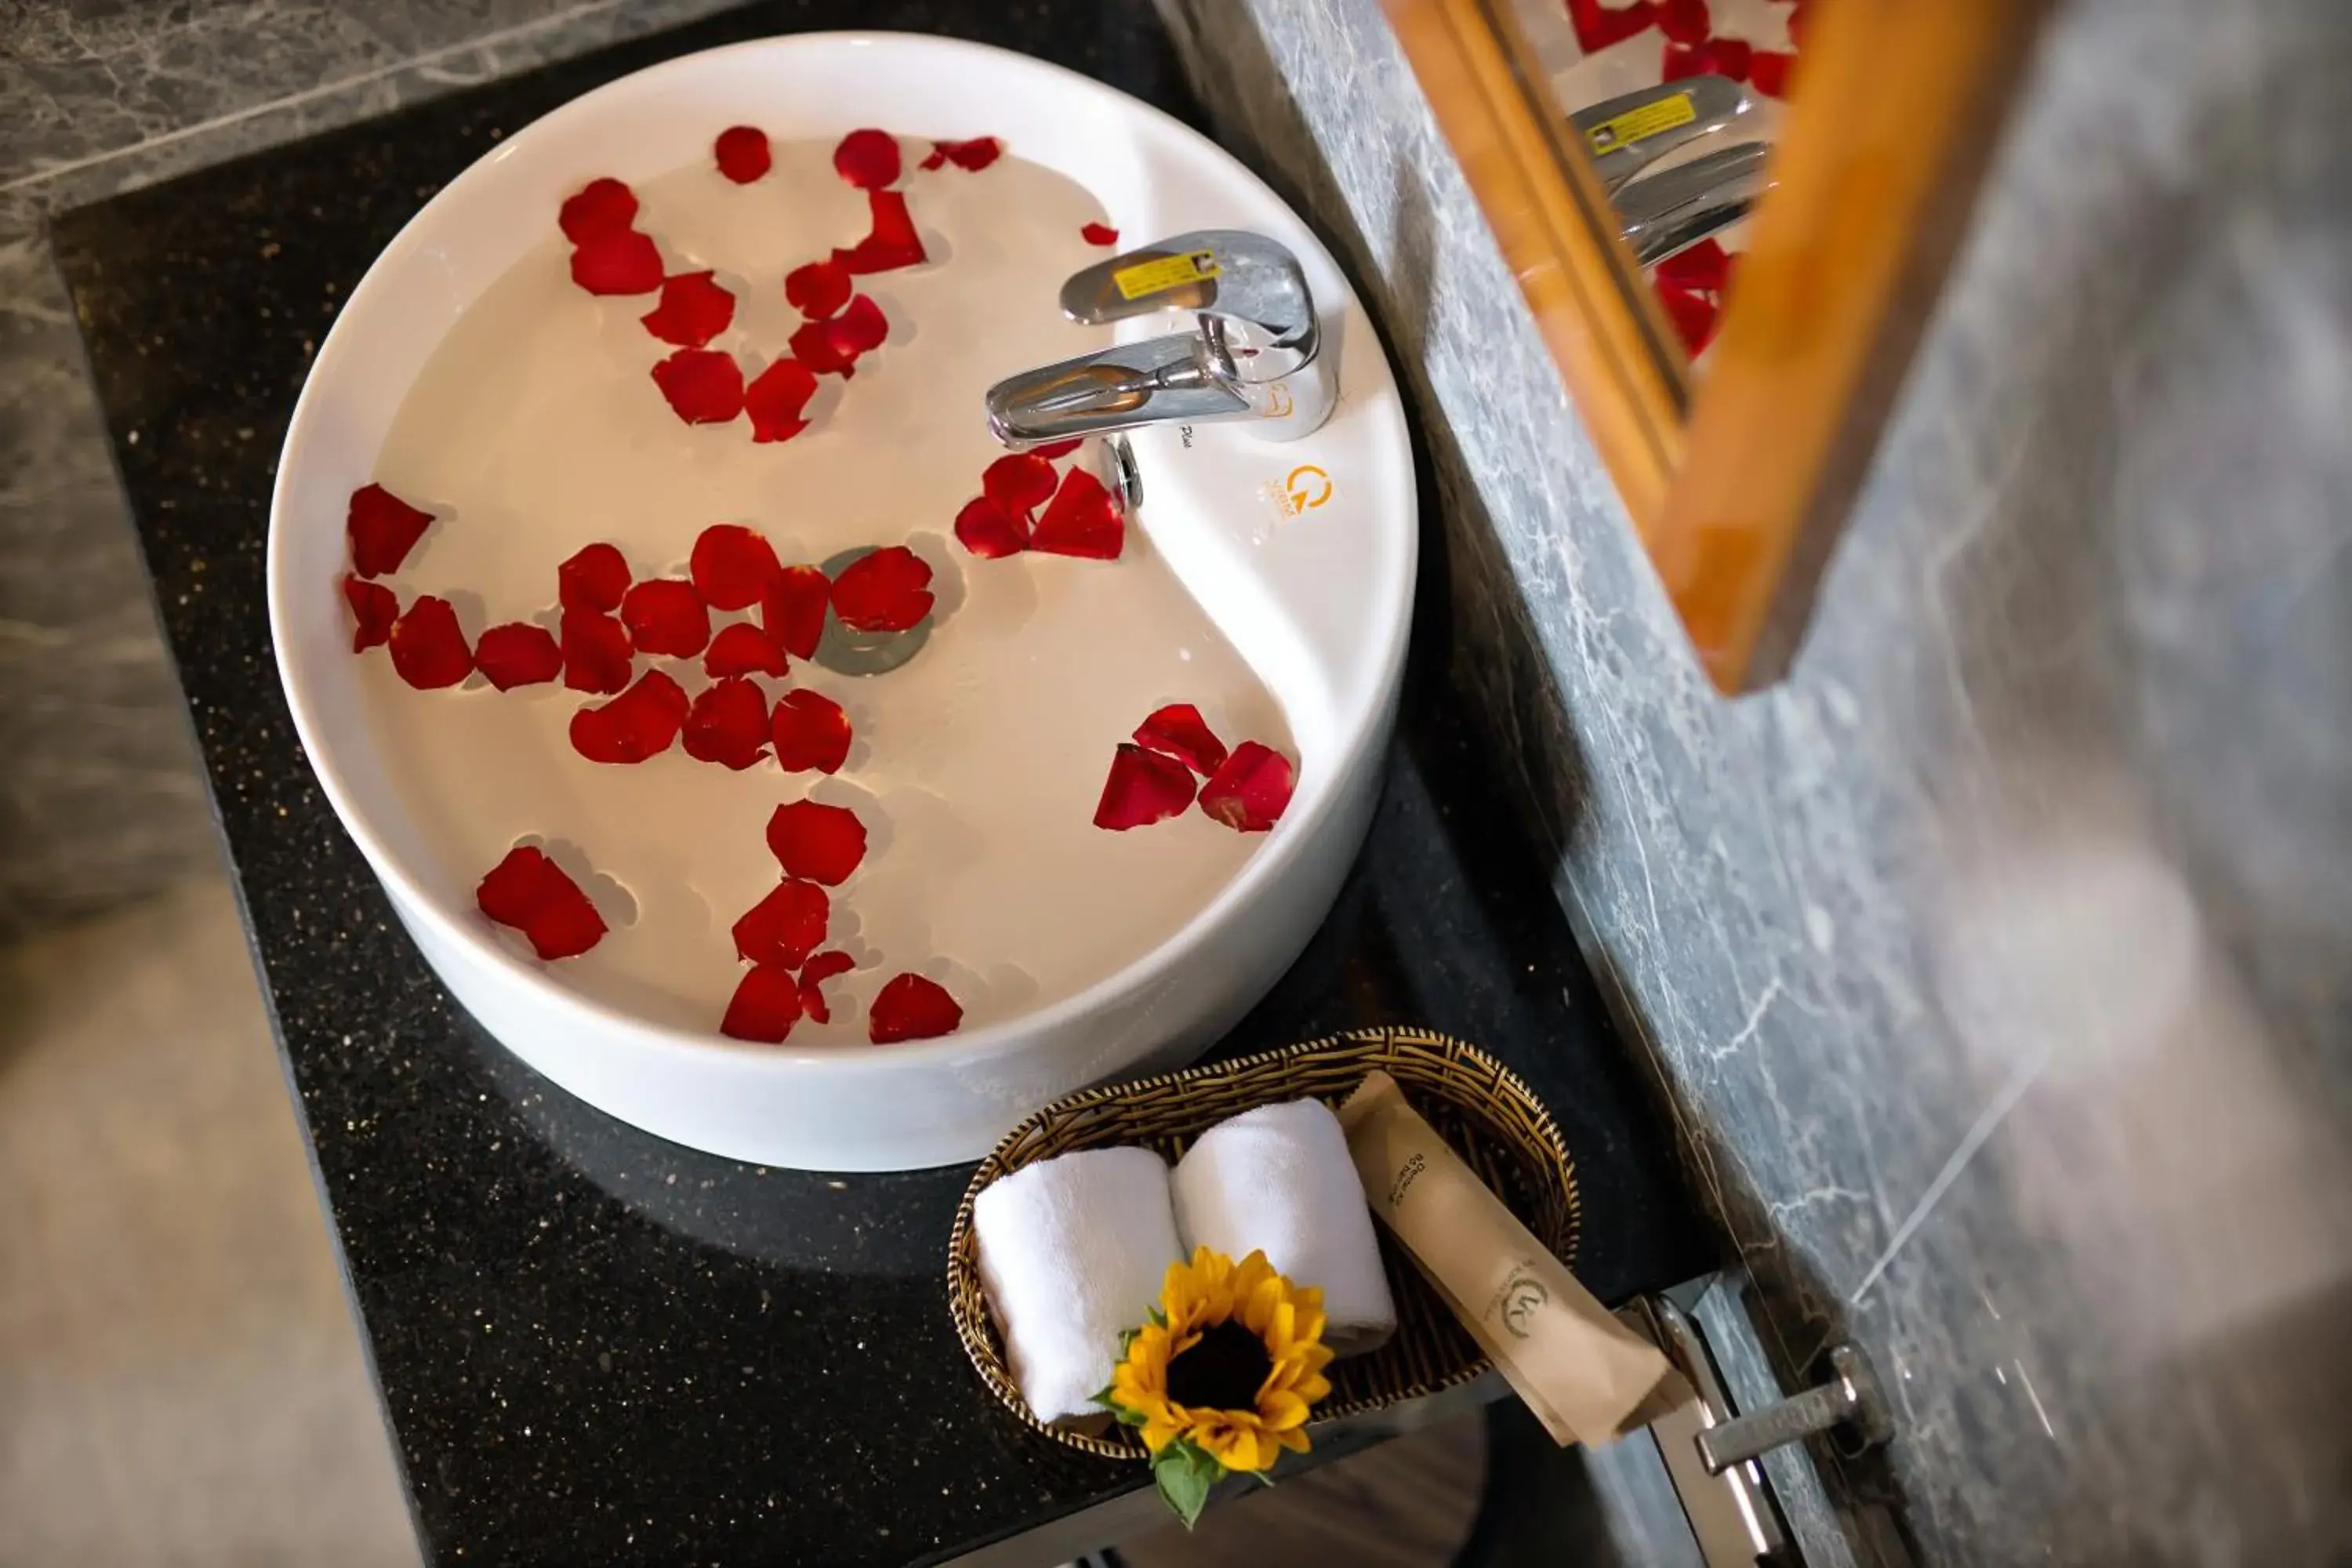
[1696, 1340, 1895, 1475]
[1623, 1288, 1897, 1567]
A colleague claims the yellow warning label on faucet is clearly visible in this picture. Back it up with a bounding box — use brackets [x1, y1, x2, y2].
[1584, 92, 1696, 156]
[1112, 249, 1222, 301]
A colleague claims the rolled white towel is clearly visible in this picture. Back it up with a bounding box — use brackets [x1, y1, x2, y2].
[973, 1146, 1185, 1425]
[1171, 1098, 1398, 1355]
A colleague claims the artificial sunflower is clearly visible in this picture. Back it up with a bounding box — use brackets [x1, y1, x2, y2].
[1098, 1247, 1337, 1527]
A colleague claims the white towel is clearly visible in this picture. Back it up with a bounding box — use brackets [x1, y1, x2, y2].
[1171, 1098, 1398, 1355]
[973, 1146, 1185, 1425]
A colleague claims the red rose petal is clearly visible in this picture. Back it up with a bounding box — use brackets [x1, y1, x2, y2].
[789, 318, 857, 378]
[830, 294, 888, 354]
[917, 146, 947, 172]
[558, 177, 638, 244]
[982, 452, 1057, 515]
[558, 542, 630, 613]
[833, 189, 926, 274]
[387, 595, 472, 689]
[938, 136, 1002, 172]
[1133, 703, 1229, 777]
[476, 844, 559, 927]
[1080, 221, 1120, 247]
[801, 949, 856, 982]
[568, 669, 688, 764]
[791, 293, 890, 379]
[343, 573, 397, 652]
[1029, 467, 1124, 559]
[722, 964, 803, 1044]
[524, 887, 610, 962]
[798, 949, 855, 1023]
[560, 608, 634, 693]
[1701, 34, 1752, 80]
[765, 800, 867, 885]
[1661, 37, 1707, 80]
[1198, 740, 1297, 832]
[690, 523, 781, 611]
[770, 688, 852, 775]
[1653, 276, 1721, 354]
[762, 565, 831, 659]
[570, 228, 665, 295]
[704, 620, 790, 678]
[474, 622, 564, 690]
[1656, 0, 1709, 44]
[1033, 437, 1083, 461]
[1655, 237, 1731, 294]
[1093, 743, 1197, 830]
[954, 495, 1026, 559]
[1749, 49, 1795, 97]
[869, 973, 962, 1044]
[746, 357, 819, 443]
[475, 846, 608, 960]
[1568, 0, 1657, 53]
[651, 347, 745, 424]
[682, 677, 771, 770]
[640, 270, 738, 348]
[619, 578, 711, 658]
[347, 482, 434, 578]
[785, 258, 853, 320]
[833, 129, 902, 190]
[731, 879, 829, 969]
[714, 125, 771, 183]
[829, 545, 933, 633]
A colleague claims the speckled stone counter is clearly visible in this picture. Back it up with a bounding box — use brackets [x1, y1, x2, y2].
[48, 5, 1707, 1563]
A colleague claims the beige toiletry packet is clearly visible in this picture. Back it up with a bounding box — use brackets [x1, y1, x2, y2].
[1338, 1070, 1680, 1446]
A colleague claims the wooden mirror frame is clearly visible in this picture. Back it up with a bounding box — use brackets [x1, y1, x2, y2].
[1384, 0, 2042, 691]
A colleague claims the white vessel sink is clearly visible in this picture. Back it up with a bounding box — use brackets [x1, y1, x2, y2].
[267, 32, 1415, 1171]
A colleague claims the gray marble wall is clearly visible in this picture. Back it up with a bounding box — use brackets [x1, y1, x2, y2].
[1157, 2, 2352, 1564]
[0, 0, 746, 936]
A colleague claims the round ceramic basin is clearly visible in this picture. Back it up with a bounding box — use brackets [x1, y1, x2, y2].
[267, 32, 1414, 1171]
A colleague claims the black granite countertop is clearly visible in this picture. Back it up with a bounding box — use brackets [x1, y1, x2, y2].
[49, 3, 1708, 1563]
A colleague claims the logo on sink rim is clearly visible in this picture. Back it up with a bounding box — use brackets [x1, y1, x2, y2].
[1255, 463, 1334, 528]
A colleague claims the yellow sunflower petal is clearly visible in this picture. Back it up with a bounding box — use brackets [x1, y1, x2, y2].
[1190, 1419, 1242, 1464]
[1296, 1371, 1332, 1404]
[1236, 1426, 1280, 1472]
[1239, 1276, 1276, 1337]
[1141, 1418, 1181, 1454]
[1276, 1425, 1312, 1454]
[1258, 1390, 1311, 1431]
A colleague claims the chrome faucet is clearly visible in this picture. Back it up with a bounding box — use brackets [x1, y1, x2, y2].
[984, 230, 1337, 449]
[1569, 78, 1774, 267]
[1572, 74, 1753, 192]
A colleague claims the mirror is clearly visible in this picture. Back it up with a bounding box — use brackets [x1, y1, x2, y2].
[1383, 0, 2042, 691]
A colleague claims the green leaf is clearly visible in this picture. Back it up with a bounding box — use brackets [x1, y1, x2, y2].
[1152, 1439, 1220, 1530]
[1147, 1304, 1168, 1329]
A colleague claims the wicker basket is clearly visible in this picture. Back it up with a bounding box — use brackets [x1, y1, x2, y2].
[946, 1025, 1581, 1460]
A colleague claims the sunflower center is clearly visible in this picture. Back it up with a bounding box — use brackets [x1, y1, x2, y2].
[1164, 1318, 1274, 1412]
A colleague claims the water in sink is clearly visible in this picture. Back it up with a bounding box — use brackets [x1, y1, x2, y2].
[357, 138, 1294, 1039]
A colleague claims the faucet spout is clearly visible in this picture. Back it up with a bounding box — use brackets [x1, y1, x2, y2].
[985, 334, 1247, 448]
[984, 230, 1338, 448]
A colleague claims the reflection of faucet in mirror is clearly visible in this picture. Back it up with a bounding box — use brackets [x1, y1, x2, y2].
[1570, 78, 1774, 267]
[1572, 74, 1753, 190]
[985, 230, 1338, 449]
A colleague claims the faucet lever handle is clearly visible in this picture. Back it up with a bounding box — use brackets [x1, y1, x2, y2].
[1058, 230, 1320, 378]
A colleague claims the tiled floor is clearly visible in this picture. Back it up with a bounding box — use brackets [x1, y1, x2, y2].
[0, 874, 418, 1566]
